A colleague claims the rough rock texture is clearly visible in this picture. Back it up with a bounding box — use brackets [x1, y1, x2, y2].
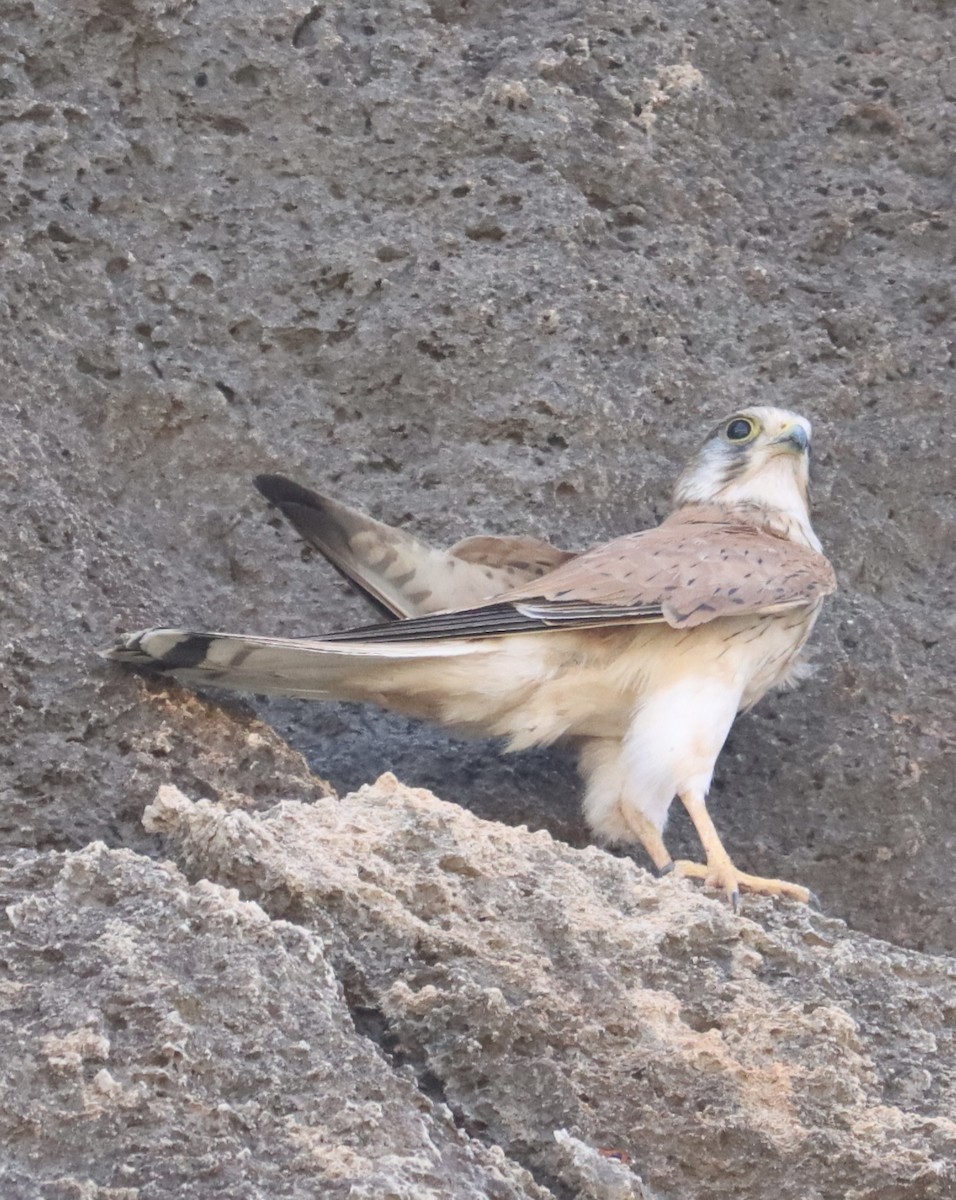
[146, 780, 956, 1200]
[1, 0, 955, 1195]
[8, 777, 956, 1200]
[0, 836, 549, 1200]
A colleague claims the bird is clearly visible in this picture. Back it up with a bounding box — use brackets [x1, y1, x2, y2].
[106, 407, 836, 908]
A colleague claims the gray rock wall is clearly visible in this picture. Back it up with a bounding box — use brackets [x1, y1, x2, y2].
[1, 1, 954, 1196]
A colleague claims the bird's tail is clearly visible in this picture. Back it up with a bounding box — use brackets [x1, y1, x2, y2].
[105, 626, 485, 695]
[102, 626, 536, 737]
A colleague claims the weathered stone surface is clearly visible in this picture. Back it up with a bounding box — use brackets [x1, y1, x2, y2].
[135, 776, 955, 1200]
[0, 839, 549, 1200]
[1, 0, 954, 1194]
[1, 0, 952, 950]
[5, 778, 956, 1199]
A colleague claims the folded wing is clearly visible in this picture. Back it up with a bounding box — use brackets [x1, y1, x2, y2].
[317, 508, 836, 642]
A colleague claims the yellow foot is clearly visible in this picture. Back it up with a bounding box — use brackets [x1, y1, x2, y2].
[672, 859, 816, 911]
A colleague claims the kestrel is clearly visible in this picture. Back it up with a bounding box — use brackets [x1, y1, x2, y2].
[106, 407, 836, 907]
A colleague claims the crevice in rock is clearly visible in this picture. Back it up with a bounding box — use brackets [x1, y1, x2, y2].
[291, 5, 324, 49]
[337, 970, 575, 1200]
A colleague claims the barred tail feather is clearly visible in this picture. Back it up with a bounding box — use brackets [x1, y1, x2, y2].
[103, 627, 488, 704]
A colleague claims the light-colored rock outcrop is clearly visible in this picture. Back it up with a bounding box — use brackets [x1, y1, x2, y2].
[4, 776, 954, 1198]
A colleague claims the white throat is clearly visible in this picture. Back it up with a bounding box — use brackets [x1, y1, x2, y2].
[674, 451, 819, 550]
[717, 459, 819, 550]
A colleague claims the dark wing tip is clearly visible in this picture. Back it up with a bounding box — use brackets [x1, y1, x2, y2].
[254, 474, 323, 511]
[254, 475, 404, 621]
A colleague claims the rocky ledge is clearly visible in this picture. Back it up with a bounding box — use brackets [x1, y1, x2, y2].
[3, 775, 954, 1198]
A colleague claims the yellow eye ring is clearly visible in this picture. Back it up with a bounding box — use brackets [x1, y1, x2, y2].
[725, 417, 755, 442]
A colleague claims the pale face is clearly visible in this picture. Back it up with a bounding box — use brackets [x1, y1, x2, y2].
[673, 407, 813, 517]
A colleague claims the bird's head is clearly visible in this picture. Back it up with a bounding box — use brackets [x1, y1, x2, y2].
[673, 407, 817, 543]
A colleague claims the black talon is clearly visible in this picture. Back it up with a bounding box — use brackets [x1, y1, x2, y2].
[807, 890, 822, 911]
[656, 861, 675, 878]
[730, 889, 740, 914]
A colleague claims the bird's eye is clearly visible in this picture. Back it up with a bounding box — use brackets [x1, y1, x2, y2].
[725, 418, 755, 442]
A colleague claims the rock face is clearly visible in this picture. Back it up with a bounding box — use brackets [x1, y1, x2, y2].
[0, 834, 550, 1200]
[4, 777, 956, 1199]
[1, 0, 954, 1196]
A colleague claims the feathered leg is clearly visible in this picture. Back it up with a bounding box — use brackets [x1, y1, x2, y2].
[579, 738, 676, 874]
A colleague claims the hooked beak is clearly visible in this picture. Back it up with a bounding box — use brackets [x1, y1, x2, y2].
[774, 424, 810, 453]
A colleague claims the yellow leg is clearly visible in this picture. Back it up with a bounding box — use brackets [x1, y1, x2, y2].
[675, 791, 814, 910]
[621, 808, 675, 876]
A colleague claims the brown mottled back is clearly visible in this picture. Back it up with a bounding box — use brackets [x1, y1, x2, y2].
[504, 504, 836, 629]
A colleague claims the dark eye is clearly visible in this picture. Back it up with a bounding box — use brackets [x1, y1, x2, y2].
[725, 418, 754, 442]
